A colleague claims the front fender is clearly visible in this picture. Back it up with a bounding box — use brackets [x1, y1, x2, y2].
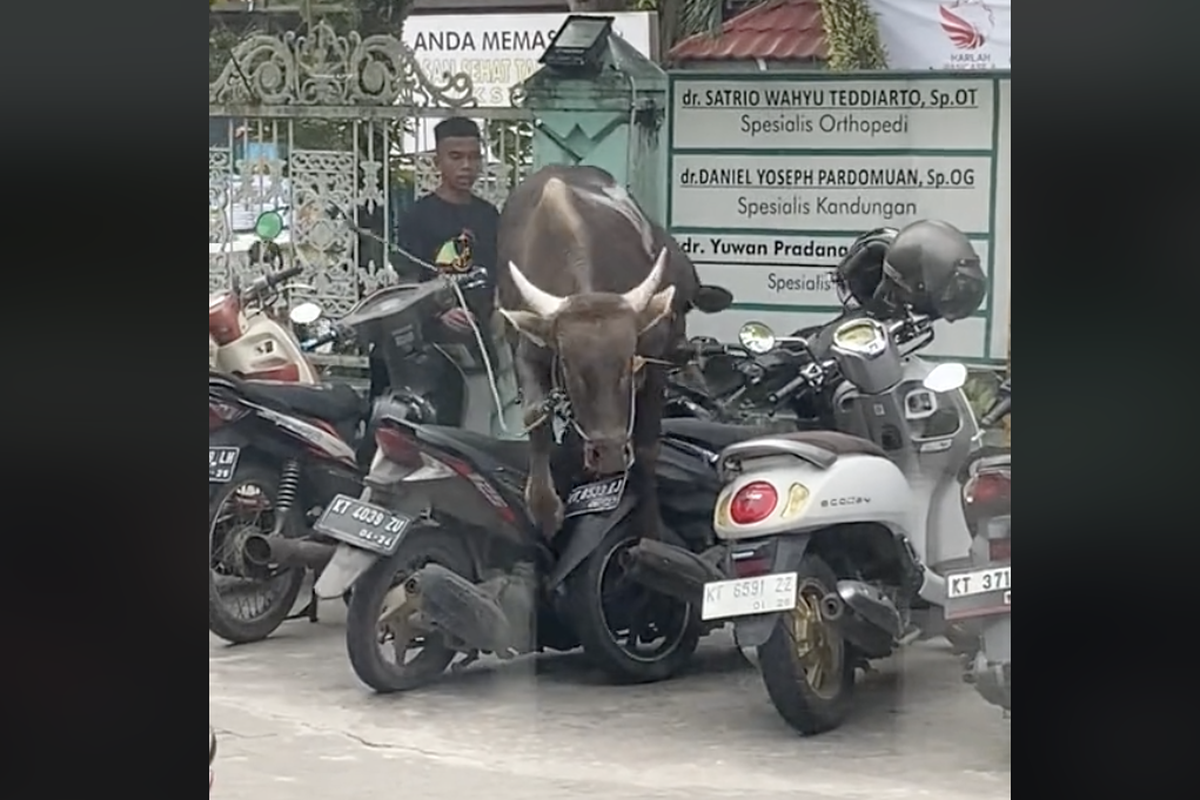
[731, 533, 813, 648]
[545, 494, 637, 591]
[545, 492, 690, 591]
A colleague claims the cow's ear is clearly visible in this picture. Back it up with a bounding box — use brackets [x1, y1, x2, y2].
[500, 309, 551, 347]
[637, 286, 676, 335]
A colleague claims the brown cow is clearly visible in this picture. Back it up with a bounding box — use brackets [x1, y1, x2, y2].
[496, 165, 698, 539]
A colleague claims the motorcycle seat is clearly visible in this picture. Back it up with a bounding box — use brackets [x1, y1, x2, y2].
[774, 430, 888, 459]
[417, 426, 530, 472]
[661, 418, 784, 452]
[238, 379, 366, 424]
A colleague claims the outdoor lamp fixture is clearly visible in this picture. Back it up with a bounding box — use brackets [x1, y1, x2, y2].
[538, 15, 615, 75]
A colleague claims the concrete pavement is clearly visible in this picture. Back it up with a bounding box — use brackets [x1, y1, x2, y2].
[210, 603, 1010, 800]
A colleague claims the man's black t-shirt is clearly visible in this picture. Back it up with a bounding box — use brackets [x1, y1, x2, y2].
[395, 193, 499, 296]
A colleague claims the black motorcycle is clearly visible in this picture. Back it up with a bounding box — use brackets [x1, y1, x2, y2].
[307, 274, 786, 692]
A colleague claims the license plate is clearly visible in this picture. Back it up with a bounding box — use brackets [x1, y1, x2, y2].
[563, 474, 626, 518]
[701, 572, 798, 621]
[209, 446, 240, 483]
[312, 494, 412, 556]
[944, 565, 1011, 620]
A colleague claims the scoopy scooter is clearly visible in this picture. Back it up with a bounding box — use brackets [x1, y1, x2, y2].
[945, 377, 1010, 714]
[624, 314, 970, 735]
[209, 210, 321, 383]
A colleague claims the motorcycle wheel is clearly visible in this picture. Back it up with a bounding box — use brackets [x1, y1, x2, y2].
[566, 524, 701, 684]
[345, 529, 470, 693]
[757, 553, 856, 736]
[208, 461, 305, 644]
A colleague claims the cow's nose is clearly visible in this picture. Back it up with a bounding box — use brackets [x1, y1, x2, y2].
[583, 441, 602, 472]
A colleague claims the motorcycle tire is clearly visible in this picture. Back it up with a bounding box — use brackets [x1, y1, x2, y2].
[565, 523, 701, 684]
[757, 553, 856, 736]
[345, 528, 471, 693]
[208, 461, 305, 645]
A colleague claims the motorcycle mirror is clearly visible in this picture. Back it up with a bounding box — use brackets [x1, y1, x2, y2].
[694, 285, 734, 314]
[288, 302, 323, 325]
[254, 210, 285, 242]
[738, 321, 776, 354]
[923, 362, 968, 393]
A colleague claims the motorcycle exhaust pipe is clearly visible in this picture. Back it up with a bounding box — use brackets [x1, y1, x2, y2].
[819, 592, 844, 621]
[243, 535, 335, 570]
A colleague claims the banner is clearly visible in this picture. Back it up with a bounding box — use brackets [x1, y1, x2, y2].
[870, 0, 1010, 71]
[403, 12, 655, 107]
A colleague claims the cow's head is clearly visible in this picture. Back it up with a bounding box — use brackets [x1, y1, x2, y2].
[501, 247, 675, 475]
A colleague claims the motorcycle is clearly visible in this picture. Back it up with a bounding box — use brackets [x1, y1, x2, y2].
[946, 377, 1011, 714]
[624, 312, 977, 734]
[308, 274, 786, 693]
[208, 210, 319, 383]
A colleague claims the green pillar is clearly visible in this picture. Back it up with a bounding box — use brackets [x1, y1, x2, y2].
[518, 34, 669, 225]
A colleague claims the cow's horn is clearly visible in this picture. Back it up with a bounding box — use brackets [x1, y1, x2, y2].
[508, 260, 565, 318]
[622, 247, 669, 313]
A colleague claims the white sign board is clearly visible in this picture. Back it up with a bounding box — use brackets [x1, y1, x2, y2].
[403, 12, 655, 107]
[869, 0, 1011, 71]
[668, 73, 1010, 364]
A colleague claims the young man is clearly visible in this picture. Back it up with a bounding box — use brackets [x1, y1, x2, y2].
[368, 117, 502, 425]
[394, 116, 500, 331]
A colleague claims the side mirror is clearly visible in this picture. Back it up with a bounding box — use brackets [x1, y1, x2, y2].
[738, 321, 776, 354]
[288, 302, 323, 325]
[694, 285, 734, 314]
[923, 362, 968, 393]
[254, 210, 285, 242]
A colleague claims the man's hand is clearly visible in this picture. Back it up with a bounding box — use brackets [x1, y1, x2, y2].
[440, 308, 474, 332]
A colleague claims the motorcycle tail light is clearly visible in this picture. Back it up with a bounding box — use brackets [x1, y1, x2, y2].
[989, 538, 1011, 562]
[209, 401, 246, 431]
[375, 424, 424, 469]
[731, 541, 774, 577]
[729, 481, 778, 525]
[964, 470, 1010, 505]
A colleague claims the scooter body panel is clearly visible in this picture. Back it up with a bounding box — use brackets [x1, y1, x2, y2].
[831, 355, 978, 572]
[713, 454, 915, 541]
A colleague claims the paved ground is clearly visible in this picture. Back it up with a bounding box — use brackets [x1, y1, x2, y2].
[210, 601, 1010, 800]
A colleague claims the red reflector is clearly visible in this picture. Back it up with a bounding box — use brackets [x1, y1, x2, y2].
[729, 481, 778, 525]
[965, 471, 1010, 505]
[375, 425, 423, 468]
[733, 557, 770, 578]
[988, 538, 1011, 562]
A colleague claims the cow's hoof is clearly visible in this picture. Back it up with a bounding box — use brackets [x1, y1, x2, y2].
[526, 483, 564, 538]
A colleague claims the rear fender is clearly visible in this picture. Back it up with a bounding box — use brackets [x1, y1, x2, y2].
[313, 544, 378, 599]
[546, 493, 689, 590]
[731, 533, 813, 648]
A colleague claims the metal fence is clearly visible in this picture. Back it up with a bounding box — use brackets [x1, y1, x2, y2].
[208, 20, 535, 327]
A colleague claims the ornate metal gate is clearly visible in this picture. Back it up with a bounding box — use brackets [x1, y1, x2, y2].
[209, 20, 534, 317]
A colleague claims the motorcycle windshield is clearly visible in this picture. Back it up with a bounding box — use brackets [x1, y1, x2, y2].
[340, 282, 447, 336]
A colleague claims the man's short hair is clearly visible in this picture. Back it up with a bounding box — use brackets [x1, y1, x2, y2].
[434, 117, 481, 144]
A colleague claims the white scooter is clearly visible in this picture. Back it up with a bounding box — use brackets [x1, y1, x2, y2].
[625, 315, 969, 735]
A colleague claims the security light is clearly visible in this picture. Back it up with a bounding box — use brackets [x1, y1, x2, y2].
[538, 15, 615, 74]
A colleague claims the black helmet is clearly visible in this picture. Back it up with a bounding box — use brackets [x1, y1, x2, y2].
[833, 227, 898, 312]
[884, 220, 986, 321]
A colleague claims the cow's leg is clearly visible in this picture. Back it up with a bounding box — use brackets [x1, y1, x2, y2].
[630, 367, 665, 541]
[514, 347, 563, 538]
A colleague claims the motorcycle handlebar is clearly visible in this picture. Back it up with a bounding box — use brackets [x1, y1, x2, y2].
[241, 266, 305, 304]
